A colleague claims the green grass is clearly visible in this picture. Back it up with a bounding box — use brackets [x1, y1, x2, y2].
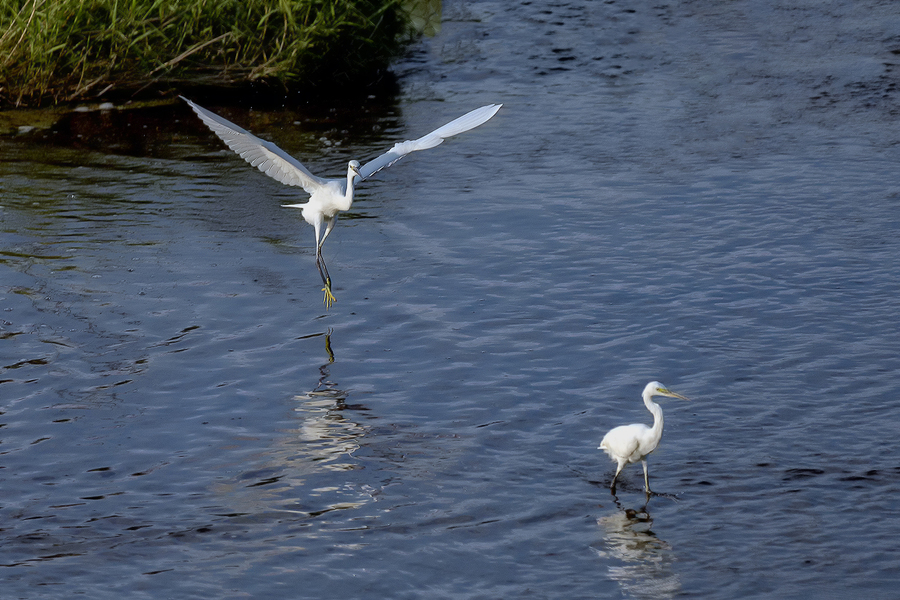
[0, 0, 410, 107]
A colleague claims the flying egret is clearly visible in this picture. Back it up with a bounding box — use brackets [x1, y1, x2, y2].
[181, 97, 502, 308]
[599, 381, 689, 495]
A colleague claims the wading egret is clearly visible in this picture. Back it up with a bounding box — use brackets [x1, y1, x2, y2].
[599, 381, 689, 494]
[181, 97, 502, 308]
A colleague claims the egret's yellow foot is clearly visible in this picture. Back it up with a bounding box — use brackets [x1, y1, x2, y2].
[322, 284, 336, 309]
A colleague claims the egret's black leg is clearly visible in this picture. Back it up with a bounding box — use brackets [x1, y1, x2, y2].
[317, 217, 337, 309]
[316, 249, 336, 308]
[610, 462, 624, 495]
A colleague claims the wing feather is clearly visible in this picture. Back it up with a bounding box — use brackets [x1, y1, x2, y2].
[356, 104, 502, 182]
[181, 96, 328, 194]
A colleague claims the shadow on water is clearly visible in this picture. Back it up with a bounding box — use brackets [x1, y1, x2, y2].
[3, 91, 409, 161]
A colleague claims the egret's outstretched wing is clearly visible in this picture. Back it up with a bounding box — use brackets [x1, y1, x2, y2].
[356, 104, 502, 182]
[181, 96, 328, 194]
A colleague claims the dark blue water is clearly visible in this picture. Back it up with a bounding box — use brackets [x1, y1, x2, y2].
[3, 0, 900, 598]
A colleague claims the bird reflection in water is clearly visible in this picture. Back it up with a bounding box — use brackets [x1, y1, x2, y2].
[212, 331, 373, 520]
[594, 499, 681, 600]
[291, 330, 366, 472]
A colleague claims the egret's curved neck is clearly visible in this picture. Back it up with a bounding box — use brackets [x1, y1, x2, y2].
[643, 392, 664, 438]
[345, 167, 357, 202]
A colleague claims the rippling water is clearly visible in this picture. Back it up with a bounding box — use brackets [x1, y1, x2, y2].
[3, 0, 900, 598]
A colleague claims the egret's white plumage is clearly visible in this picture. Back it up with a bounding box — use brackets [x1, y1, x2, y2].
[181, 97, 502, 308]
[599, 381, 689, 494]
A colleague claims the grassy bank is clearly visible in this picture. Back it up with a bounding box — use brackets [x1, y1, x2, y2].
[0, 0, 412, 107]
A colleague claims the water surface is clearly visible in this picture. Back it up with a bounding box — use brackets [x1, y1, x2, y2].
[3, 1, 900, 598]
